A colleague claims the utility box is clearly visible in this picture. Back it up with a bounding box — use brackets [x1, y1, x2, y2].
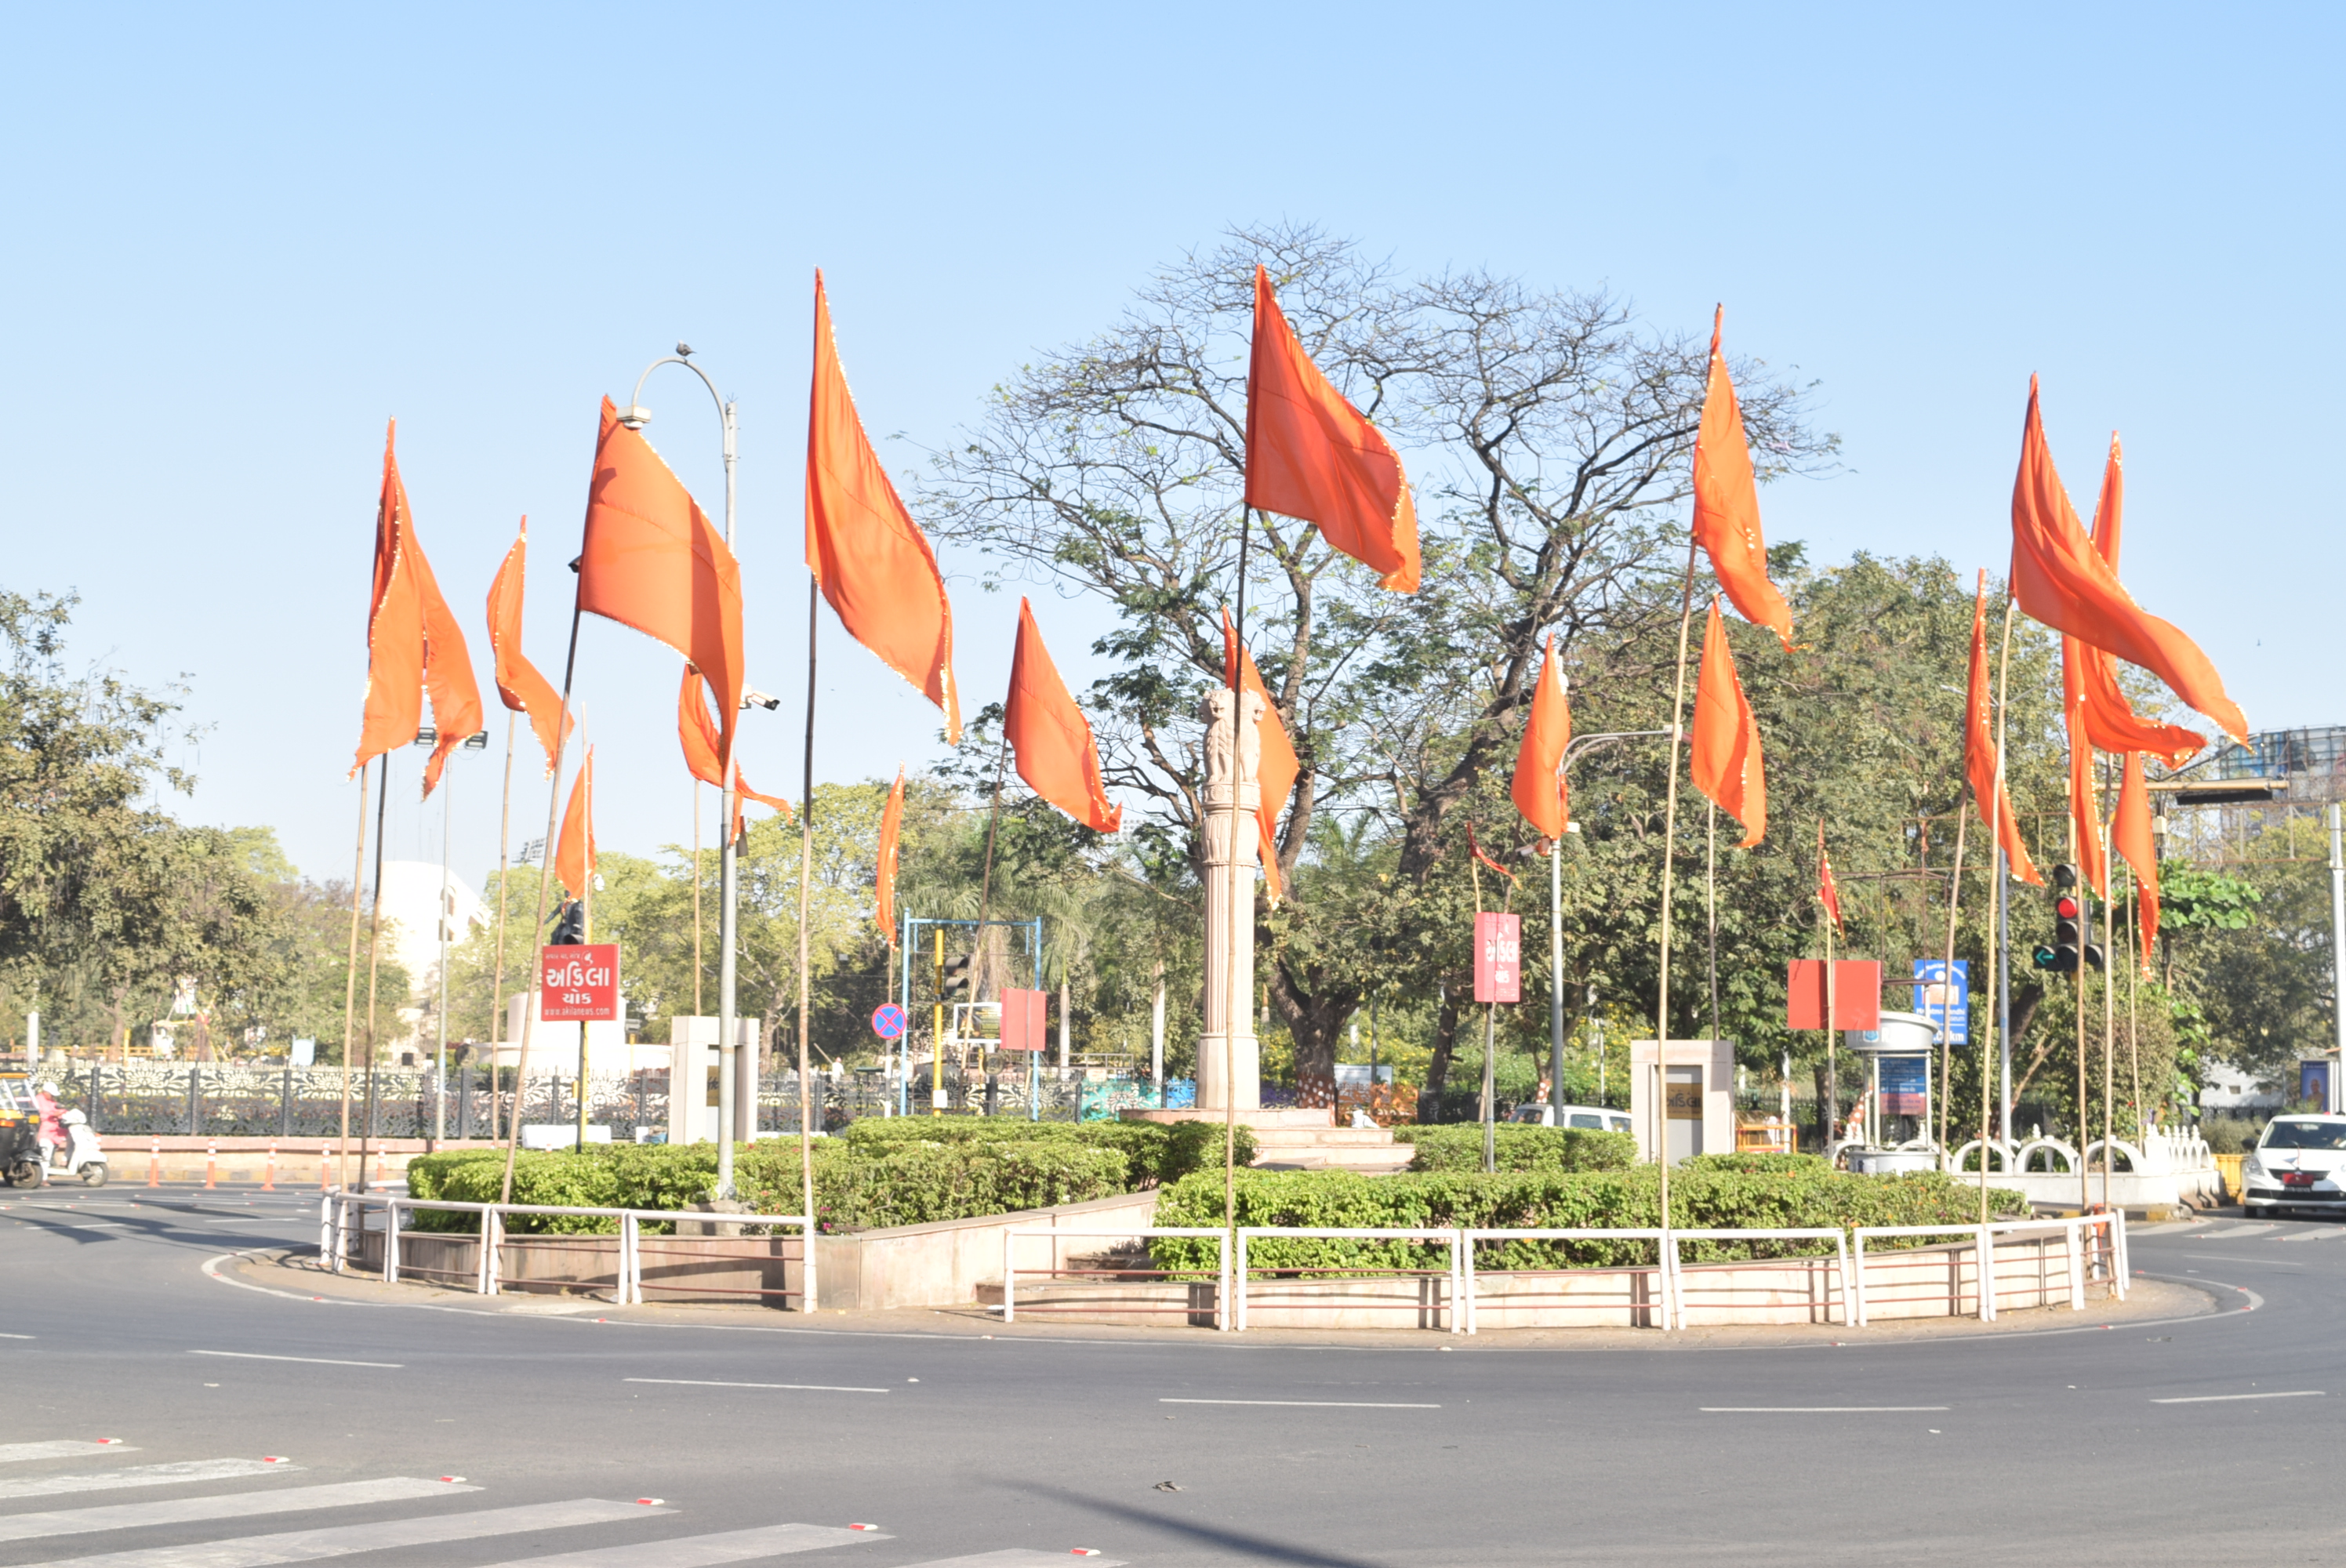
[1629, 1040, 1736, 1164]
[668, 1016, 761, 1145]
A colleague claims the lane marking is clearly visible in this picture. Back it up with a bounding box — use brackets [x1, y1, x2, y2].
[1158, 1398, 1440, 1409]
[2134, 1272, 2265, 1314]
[6, 1497, 663, 1565]
[624, 1378, 888, 1394]
[2184, 1254, 2305, 1266]
[190, 1350, 402, 1369]
[2150, 1390, 2325, 1404]
[0, 1459, 297, 1501]
[890, 1553, 1130, 1568]
[0, 1442, 139, 1464]
[0, 1333, 34, 1339]
[1701, 1406, 1948, 1413]
[464, 1521, 889, 1565]
[0, 1477, 476, 1544]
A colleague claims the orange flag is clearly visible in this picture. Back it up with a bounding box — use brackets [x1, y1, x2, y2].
[1467, 822, 1516, 883]
[676, 666, 792, 841]
[412, 542, 481, 799]
[1818, 821, 1843, 934]
[1966, 572, 2043, 887]
[2010, 379, 2246, 743]
[1004, 599, 1120, 833]
[579, 396, 746, 768]
[1244, 264, 1419, 593]
[876, 765, 905, 944]
[1221, 608, 1302, 899]
[2062, 644, 2110, 900]
[2067, 437, 2205, 768]
[1510, 633, 1571, 842]
[805, 270, 961, 742]
[1690, 308, 1794, 650]
[1689, 600, 1765, 847]
[2113, 750, 2160, 971]
[351, 422, 426, 776]
[554, 747, 594, 902]
[485, 519, 572, 777]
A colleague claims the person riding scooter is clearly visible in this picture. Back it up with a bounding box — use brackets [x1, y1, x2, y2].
[46, 1107, 107, 1185]
[31, 1082, 61, 1166]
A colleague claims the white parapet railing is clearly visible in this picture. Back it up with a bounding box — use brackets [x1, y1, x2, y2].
[1849, 1211, 2126, 1328]
[1234, 1227, 1465, 1334]
[1458, 1228, 1851, 1334]
[321, 1191, 818, 1312]
[1000, 1228, 1233, 1331]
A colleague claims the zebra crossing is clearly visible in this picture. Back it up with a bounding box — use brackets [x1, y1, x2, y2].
[0, 1438, 1129, 1568]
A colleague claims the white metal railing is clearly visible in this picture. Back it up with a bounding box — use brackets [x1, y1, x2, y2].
[1458, 1228, 1851, 1334]
[321, 1192, 818, 1311]
[1000, 1228, 1232, 1330]
[1849, 1211, 2127, 1327]
[1234, 1228, 1464, 1334]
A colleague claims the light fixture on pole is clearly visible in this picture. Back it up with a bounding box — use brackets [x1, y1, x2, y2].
[623, 345, 743, 1195]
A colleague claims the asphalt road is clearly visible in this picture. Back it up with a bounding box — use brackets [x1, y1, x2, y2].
[1, 1188, 2341, 1567]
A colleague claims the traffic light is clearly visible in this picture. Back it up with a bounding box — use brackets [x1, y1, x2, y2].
[939, 952, 973, 997]
[547, 899, 586, 946]
[2031, 865, 2104, 973]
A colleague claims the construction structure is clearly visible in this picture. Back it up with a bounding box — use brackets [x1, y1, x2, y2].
[2155, 724, 2341, 867]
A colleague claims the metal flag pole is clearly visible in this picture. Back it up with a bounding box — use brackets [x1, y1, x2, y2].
[356, 755, 391, 1192]
[1983, 590, 2018, 1222]
[2330, 803, 2345, 1113]
[1549, 833, 1565, 1123]
[794, 575, 819, 1297]
[434, 753, 453, 1149]
[1222, 509, 1254, 1248]
[488, 712, 517, 1141]
[336, 762, 369, 1190]
[1653, 535, 1701, 1218]
[1937, 794, 1969, 1154]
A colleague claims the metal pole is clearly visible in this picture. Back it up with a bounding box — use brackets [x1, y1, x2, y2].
[1999, 850, 2014, 1140]
[337, 761, 369, 1190]
[1549, 841, 1565, 1120]
[2331, 804, 2345, 1114]
[434, 756, 453, 1148]
[717, 390, 741, 1200]
[488, 711, 517, 1142]
[357, 756, 390, 1192]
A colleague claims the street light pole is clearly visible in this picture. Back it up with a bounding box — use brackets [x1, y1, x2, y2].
[1549, 729, 1669, 1119]
[620, 349, 742, 1195]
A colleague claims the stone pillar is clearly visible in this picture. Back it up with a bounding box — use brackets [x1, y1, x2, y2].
[1198, 685, 1263, 1112]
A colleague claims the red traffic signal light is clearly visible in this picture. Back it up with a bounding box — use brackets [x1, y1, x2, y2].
[2054, 895, 2080, 921]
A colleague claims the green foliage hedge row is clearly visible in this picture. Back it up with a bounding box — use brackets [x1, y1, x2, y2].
[1391, 1125, 1637, 1173]
[832, 1116, 1254, 1185]
[1149, 1167, 2028, 1273]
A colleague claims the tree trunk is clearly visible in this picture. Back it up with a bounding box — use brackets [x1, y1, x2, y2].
[1422, 982, 1462, 1119]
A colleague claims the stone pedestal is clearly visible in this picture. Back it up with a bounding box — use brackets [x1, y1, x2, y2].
[1197, 686, 1263, 1112]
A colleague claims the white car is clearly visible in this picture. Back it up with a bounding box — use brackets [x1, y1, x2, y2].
[1510, 1103, 1633, 1134]
[2240, 1115, 2346, 1217]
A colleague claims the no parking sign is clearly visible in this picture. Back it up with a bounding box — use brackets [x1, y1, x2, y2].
[870, 1003, 907, 1040]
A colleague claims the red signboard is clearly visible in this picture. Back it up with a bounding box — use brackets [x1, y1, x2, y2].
[999, 988, 1048, 1051]
[540, 944, 621, 1022]
[1785, 960, 1882, 1031]
[1473, 913, 1522, 1004]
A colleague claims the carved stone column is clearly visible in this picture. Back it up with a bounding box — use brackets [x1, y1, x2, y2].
[1198, 685, 1263, 1112]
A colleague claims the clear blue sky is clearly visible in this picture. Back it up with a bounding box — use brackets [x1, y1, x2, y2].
[1, 4, 2335, 889]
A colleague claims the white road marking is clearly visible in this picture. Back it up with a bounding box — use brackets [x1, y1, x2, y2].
[0, 1442, 137, 1464]
[894, 1553, 1129, 1568]
[0, 1477, 475, 1544]
[0, 1332, 34, 1339]
[2150, 1390, 2325, 1403]
[1701, 1406, 1950, 1413]
[189, 1350, 401, 1368]
[1158, 1398, 1440, 1409]
[467, 1522, 888, 1566]
[10, 1497, 663, 1566]
[0, 1459, 296, 1500]
[624, 1378, 888, 1394]
[2184, 1254, 2304, 1266]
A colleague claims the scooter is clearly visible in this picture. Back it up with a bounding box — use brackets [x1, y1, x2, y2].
[44, 1109, 107, 1187]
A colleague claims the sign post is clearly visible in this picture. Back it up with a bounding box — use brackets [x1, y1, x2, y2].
[541, 944, 619, 1151]
[1474, 913, 1522, 1173]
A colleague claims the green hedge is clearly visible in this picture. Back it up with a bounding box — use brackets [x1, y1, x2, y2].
[1149, 1167, 2028, 1273]
[1680, 1152, 1834, 1175]
[1391, 1125, 1637, 1174]
[834, 1116, 1254, 1186]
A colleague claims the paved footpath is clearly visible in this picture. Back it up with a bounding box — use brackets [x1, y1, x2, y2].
[2, 1189, 2340, 1566]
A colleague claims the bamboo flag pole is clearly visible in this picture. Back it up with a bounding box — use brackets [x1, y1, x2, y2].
[794, 576, 819, 1272]
[2072, 805, 2090, 1215]
[1824, 865, 1837, 1150]
[1222, 508, 1255, 1251]
[488, 712, 517, 1141]
[1706, 800, 1721, 1043]
[1980, 593, 2018, 1225]
[2126, 861, 2143, 1134]
[496, 599, 586, 1207]
[1937, 798, 1969, 1154]
[692, 781, 703, 1018]
[2101, 757, 2117, 1203]
[355, 757, 390, 1192]
[336, 762, 369, 1191]
[1653, 535, 1700, 1218]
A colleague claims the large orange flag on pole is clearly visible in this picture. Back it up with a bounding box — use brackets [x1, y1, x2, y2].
[1244, 265, 1419, 593]
[1510, 634, 1571, 842]
[805, 270, 961, 742]
[578, 397, 746, 768]
[2010, 379, 2247, 743]
[352, 422, 426, 776]
[2068, 437, 2206, 768]
[485, 519, 572, 777]
[2112, 750, 2160, 970]
[1689, 599, 1766, 847]
[2062, 646, 2110, 899]
[676, 665, 791, 840]
[1004, 599, 1120, 833]
[1690, 308, 1794, 650]
[875, 765, 905, 944]
[1966, 572, 2043, 886]
[412, 543, 481, 799]
[554, 746, 595, 903]
[1221, 608, 1301, 898]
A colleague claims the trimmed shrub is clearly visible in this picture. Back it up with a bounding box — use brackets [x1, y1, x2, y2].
[1392, 1125, 1637, 1174]
[1680, 1152, 1833, 1176]
[836, 1116, 1254, 1185]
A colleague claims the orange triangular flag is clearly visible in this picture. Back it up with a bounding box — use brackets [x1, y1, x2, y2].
[1690, 600, 1766, 847]
[2062, 648, 2110, 900]
[1966, 572, 2043, 887]
[1004, 599, 1120, 833]
[351, 422, 426, 777]
[1220, 609, 1301, 900]
[2113, 750, 2159, 971]
[1818, 821, 1843, 933]
[2068, 437, 2205, 768]
[675, 665, 791, 841]
[2010, 379, 2246, 742]
[1510, 634, 1571, 842]
[1467, 822, 1516, 883]
[876, 765, 905, 944]
[579, 397, 746, 768]
[1244, 265, 1419, 592]
[485, 519, 572, 777]
[805, 270, 961, 742]
[1690, 308, 1794, 650]
[412, 541, 481, 800]
[554, 747, 594, 903]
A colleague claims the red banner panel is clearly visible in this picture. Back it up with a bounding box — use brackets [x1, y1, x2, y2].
[1785, 959, 1881, 1031]
[540, 944, 621, 1022]
[999, 987, 1048, 1052]
[1474, 913, 1522, 1004]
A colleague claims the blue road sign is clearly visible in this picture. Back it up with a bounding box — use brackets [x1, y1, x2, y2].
[871, 1003, 908, 1040]
[1912, 959, 1968, 1044]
